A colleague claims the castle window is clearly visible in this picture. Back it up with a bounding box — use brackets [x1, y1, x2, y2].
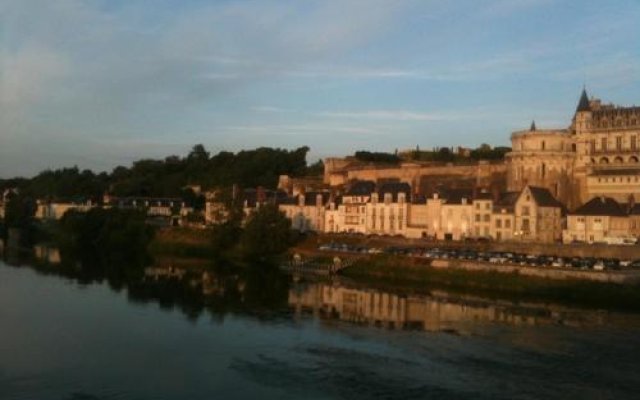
[541, 163, 546, 178]
[541, 141, 545, 150]
[616, 137, 622, 150]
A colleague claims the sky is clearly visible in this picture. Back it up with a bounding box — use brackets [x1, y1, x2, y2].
[1, 0, 639, 178]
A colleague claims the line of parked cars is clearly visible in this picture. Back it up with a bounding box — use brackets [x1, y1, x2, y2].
[318, 242, 640, 271]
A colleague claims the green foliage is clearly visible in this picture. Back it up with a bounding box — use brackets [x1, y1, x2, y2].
[240, 204, 292, 261]
[354, 151, 400, 164]
[58, 208, 154, 266]
[470, 145, 510, 160]
[304, 159, 325, 176]
[4, 145, 313, 202]
[3, 192, 36, 229]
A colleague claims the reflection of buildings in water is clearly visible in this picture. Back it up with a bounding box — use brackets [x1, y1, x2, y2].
[288, 282, 610, 332]
[33, 245, 61, 265]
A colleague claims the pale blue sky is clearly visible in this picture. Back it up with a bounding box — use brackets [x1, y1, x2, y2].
[1, 0, 639, 177]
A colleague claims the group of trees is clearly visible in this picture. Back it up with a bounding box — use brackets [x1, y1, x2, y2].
[354, 151, 401, 164]
[0, 145, 321, 202]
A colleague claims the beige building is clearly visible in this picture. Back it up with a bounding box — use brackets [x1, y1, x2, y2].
[364, 183, 411, 236]
[35, 201, 95, 221]
[563, 196, 636, 244]
[326, 181, 375, 234]
[508, 89, 640, 209]
[279, 192, 329, 232]
[512, 186, 564, 243]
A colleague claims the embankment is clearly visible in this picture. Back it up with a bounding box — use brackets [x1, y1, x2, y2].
[340, 256, 640, 312]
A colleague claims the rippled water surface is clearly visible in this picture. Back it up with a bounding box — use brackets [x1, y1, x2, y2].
[2, 259, 640, 400]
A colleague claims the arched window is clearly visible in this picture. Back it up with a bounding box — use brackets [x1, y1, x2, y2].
[630, 156, 639, 163]
[614, 156, 624, 164]
[600, 157, 609, 164]
[590, 158, 597, 164]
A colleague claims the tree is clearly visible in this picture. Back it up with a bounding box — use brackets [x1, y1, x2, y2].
[239, 204, 291, 261]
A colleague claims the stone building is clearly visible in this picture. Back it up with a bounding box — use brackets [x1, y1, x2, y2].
[279, 192, 330, 232]
[562, 196, 639, 244]
[507, 89, 640, 209]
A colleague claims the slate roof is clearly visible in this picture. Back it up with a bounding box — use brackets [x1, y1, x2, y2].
[528, 186, 563, 208]
[576, 88, 591, 112]
[304, 191, 330, 206]
[493, 192, 519, 212]
[440, 188, 474, 205]
[346, 180, 376, 196]
[377, 182, 411, 202]
[571, 196, 627, 217]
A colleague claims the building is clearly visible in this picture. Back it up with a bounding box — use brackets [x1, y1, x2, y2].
[508, 89, 640, 209]
[35, 200, 96, 221]
[562, 196, 636, 244]
[365, 182, 411, 236]
[329, 180, 376, 234]
[512, 186, 564, 243]
[279, 192, 330, 232]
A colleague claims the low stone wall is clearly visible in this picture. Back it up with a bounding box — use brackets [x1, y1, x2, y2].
[479, 241, 640, 260]
[431, 259, 640, 284]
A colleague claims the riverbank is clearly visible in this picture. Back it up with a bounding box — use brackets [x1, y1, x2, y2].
[339, 255, 640, 312]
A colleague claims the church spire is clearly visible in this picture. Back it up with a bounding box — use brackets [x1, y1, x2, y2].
[576, 87, 591, 112]
[530, 120, 536, 131]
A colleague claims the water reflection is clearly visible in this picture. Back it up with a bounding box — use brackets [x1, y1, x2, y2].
[6, 244, 640, 333]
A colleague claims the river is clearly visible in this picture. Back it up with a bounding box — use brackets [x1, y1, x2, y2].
[1, 254, 640, 399]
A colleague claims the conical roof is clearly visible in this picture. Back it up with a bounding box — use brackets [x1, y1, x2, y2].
[576, 88, 591, 112]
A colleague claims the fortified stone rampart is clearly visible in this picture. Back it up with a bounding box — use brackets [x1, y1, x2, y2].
[325, 159, 507, 194]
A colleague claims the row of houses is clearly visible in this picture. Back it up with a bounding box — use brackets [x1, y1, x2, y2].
[277, 181, 566, 243]
[31, 196, 195, 226]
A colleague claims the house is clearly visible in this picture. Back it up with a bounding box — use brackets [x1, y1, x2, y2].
[279, 191, 330, 232]
[365, 182, 411, 236]
[331, 180, 376, 234]
[426, 189, 474, 241]
[513, 186, 564, 243]
[562, 196, 632, 243]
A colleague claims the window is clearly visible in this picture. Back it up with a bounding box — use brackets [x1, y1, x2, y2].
[590, 139, 596, 153]
[522, 206, 530, 216]
[632, 136, 637, 151]
[522, 218, 530, 232]
[475, 214, 480, 222]
[541, 163, 546, 178]
[505, 219, 511, 229]
[485, 203, 490, 210]
[496, 219, 502, 228]
[616, 137, 622, 150]
[541, 141, 545, 150]
[601, 137, 607, 151]
[484, 214, 490, 222]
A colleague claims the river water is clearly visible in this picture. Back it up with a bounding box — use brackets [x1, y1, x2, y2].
[1, 255, 640, 400]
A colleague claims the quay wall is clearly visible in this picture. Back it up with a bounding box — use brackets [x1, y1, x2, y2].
[430, 259, 640, 284]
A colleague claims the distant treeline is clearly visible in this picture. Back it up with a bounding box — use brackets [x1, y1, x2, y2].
[353, 144, 510, 164]
[0, 145, 323, 200]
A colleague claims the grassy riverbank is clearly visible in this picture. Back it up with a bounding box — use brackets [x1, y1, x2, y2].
[341, 255, 640, 312]
[149, 227, 213, 258]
